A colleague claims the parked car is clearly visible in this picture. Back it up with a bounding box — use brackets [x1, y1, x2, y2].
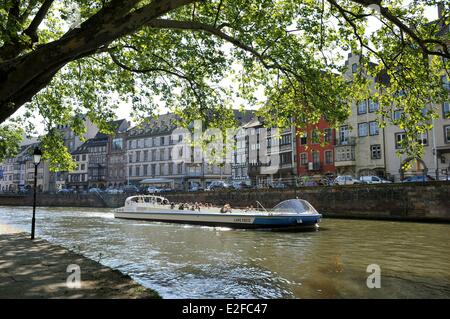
[359, 175, 392, 184]
[123, 185, 140, 193]
[205, 180, 231, 191]
[18, 186, 31, 194]
[402, 175, 434, 183]
[269, 182, 288, 189]
[58, 188, 75, 194]
[334, 175, 361, 185]
[189, 184, 204, 192]
[147, 186, 163, 193]
[105, 188, 122, 194]
[231, 181, 252, 190]
[88, 187, 103, 193]
[303, 180, 319, 187]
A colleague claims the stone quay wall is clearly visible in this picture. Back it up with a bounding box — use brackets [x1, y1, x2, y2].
[0, 182, 449, 222]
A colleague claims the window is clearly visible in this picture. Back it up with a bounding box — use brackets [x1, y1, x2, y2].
[335, 146, 354, 161]
[358, 123, 368, 137]
[151, 164, 156, 176]
[324, 128, 332, 143]
[312, 151, 320, 164]
[82, 155, 86, 161]
[299, 133, 307, 145]
[168, 163, 173, 175]
[393, 109, 403, 121]
[445, 126, 450, 144]
[143, 165, 148, 176]
[280, 134, 291, 146]
[352, 63, 358, 73]
[442, 75, 450, 90]
[143, 150, 148, 162]
[339, 125, 349, 143]
[443, 102, 450, 118]
[280, 152, 292, 165]
[151, 150, 156, 161]
[311, 129, 320, 144]
[135, 166, 140, 176]
[417, 131, 428, 145]
[371, 145, 381, 159]
[395, 132, 406, 149]
[300, 153, 308, 165]
[160, 136, 165, 145]
[368, 99, 379, 112]
[369, 121, 379, 136]
[357, 100, 367, 114]
[128, 166, 132, 177]
[160, 149, 165, 161]
[135, 151, 140, 162]
[325, 150, 333, 164]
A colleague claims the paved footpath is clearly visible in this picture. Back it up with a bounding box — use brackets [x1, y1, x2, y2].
[0, 224, 160, 299]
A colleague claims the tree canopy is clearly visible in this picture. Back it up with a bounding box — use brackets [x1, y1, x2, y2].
[0, 0, 449, 169]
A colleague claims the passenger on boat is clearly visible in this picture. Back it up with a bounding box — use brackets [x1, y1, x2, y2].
[220, 204, 232, 213]
[170, 202, 175, 209]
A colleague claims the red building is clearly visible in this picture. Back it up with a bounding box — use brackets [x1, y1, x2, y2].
[296, 118, 336, 178]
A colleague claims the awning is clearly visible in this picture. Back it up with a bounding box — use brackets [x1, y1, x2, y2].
[139, 178, 174, 184]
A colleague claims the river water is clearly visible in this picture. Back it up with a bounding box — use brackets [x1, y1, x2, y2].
[0, 206, 449, 298]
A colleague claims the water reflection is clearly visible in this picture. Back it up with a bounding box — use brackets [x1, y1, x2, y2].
[0, 206, 449, 298]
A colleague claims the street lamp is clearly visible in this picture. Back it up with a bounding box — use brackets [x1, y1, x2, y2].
[31, 147, 42, 240]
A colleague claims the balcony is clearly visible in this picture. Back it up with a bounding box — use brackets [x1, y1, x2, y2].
[88, 175, 106, 181]
[335, 137, 357, 146]
[335, 152, 356, 167]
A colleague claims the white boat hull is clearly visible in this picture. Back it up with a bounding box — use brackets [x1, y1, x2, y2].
[115, 207, 321, 230]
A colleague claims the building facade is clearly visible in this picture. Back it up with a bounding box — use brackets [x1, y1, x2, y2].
[296, 117, 336, 178]
[231, 117, 297, 186]
[67, 144, 89, 190]
[106, 119, 129, 188]
[47, 116, 99, 191]
[335, 53, 387, 178]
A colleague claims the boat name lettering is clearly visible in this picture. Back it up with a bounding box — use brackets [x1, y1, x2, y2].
[233, 218, 252, 223]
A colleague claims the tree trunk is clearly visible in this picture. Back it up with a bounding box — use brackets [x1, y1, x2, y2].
[0, 0, 196, 124]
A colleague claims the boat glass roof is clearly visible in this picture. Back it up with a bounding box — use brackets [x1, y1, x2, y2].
[273, 199, 318, 214]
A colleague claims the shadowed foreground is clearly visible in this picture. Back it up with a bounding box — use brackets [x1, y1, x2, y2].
[0, 231, 160, 299]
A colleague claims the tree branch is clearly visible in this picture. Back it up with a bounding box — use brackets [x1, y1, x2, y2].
[24, 0, 55, 43]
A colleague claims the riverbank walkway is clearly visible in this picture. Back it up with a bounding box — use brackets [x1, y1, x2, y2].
[0, 224, 160, 298]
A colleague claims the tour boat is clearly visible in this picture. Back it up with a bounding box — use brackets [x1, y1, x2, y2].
[114, 196, 321, 230]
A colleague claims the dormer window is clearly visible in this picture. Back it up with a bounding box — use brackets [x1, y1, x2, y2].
[352, 63, 358, 73]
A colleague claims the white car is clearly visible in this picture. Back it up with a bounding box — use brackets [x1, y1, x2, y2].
[147, 187, 162, 193]
[359, 176, 392, 184]
[334, 175, 361, 185]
